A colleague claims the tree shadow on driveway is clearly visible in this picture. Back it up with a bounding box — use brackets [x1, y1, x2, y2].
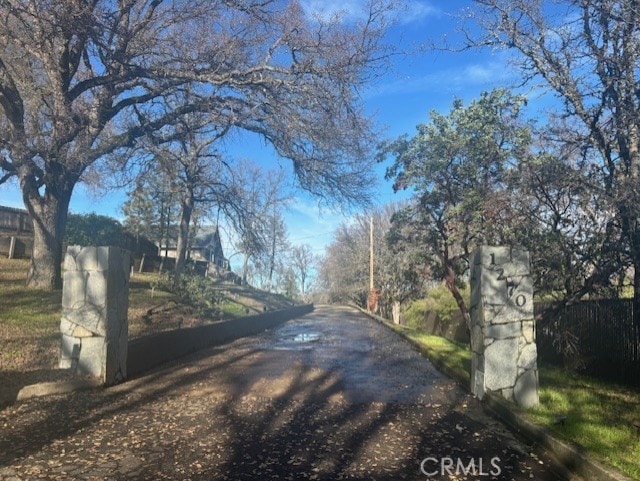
[0, 311, 563, 480]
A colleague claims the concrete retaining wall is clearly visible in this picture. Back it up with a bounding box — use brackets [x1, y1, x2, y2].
[127, 304, 314, 377]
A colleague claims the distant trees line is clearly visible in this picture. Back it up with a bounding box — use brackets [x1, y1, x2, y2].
[321, 86, 639, 330]
[320, 1, 640, 331]
[0, 0, 393, 290]
[66, 207, 316, 300]
[0, 209, 155, 260]
[4, 0, 639, 323]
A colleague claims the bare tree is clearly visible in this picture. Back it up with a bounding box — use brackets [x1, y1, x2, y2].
[122, 171, 180, 258]
[261, 207, 290, 292]
[376, 203, 425, 323]
[242, 207, 290, 291]
[469, 0, 640, 321]
[0, 0, 393, 288]
[290, 243, 314, 295]
[318, 218, 370, 305]
[136, 103, 235, 283]
[512, 148, 623, 301]
[231, 160, 291, 285]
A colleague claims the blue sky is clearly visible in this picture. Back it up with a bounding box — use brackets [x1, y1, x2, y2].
[0, 0, 524, 262]
[281, 0, 521, 256]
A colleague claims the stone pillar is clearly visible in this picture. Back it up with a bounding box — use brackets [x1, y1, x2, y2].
[59, 246, 130, 385]
[469, 246, 539, 408]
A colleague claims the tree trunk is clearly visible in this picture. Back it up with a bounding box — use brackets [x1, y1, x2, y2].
[268, 215, 276, 292]
[634, 257, 640, 327]
[242, 252, 250, 285]
[444, 262, 471, 331]
[23, 187, 72, 290]
[627, 134, 640, 327]
[618, 202, 640, 326]
[392, 300, 401, 324]
[173, 191, 194, 284]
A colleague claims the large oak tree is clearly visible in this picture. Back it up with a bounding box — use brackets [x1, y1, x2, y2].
[0, 0, 391, 289]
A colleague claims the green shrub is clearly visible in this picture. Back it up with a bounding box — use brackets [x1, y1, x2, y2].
[403, 298, 429, 329]
[152, 270, 222, 316]
[427, 282, 470, 322]
[66, 213, 126, 247]
[403, 282, 470, 328]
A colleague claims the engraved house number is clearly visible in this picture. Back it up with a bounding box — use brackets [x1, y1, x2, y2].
[488, 252, 527, 307]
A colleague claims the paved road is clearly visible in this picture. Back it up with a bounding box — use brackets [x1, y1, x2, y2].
[0, 305, 565, 480]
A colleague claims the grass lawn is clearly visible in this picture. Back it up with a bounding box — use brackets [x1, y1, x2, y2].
[0, 259, 62, 372]
[0, 258, 294, 374]
[399, 327, 471, 381]
[529, 366, 640, 479]
[392, 325, 640, 480]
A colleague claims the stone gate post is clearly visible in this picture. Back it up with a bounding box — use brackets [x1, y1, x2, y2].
[59, 246, 130, 385]
[469, 246, 539, 408]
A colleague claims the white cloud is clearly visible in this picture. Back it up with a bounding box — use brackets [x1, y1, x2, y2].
[399, 1, 439, 24]
[461, 62, 508, 84]
[285, 196, 347, 253]
[301, 0, 368, 22]
[300, 0, 438, 24]
[367, 58, 516, 99]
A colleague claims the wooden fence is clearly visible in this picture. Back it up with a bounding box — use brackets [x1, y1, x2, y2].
[535, 299, 640, 386]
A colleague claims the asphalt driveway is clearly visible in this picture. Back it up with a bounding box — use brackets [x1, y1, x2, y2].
[0, 305, 566, 480]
